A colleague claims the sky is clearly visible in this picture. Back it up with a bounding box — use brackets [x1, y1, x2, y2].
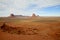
[0, 0, 60, 17]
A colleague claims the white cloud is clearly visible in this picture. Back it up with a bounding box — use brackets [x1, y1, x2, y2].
[0, 0, 60, 16]
[28, 0, 60, 8]
[1, 0, 60, 10]
[14, 0, 29, 8]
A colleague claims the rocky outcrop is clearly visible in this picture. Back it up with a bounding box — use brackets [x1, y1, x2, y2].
[0, 23, 39, 35]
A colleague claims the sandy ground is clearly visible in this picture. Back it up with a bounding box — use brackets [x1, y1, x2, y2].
[0, 28, 58, 40]
[0, 22, 60, 40]
[0, 17, 60, 40]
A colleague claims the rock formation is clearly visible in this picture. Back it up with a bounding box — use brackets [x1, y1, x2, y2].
[10, 14, 15, 17]
[32, 13, 36, 17]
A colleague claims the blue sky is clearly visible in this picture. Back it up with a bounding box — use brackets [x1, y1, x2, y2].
[0, 0, 60, 17]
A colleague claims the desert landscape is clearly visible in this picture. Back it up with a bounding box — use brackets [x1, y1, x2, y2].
[0, 0, 60, 40]
[0, 14, 60, 40]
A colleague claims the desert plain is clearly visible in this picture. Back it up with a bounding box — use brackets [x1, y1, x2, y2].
[0, 17, 60, 40]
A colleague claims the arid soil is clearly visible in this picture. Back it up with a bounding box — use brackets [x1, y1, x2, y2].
[0, 17, 60, 40]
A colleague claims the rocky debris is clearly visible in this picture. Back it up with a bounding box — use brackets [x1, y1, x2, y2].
[0, 23, 39, 35]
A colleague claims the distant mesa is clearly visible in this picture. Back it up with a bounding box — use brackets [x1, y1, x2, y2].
[10, 14, 15, 17]
[32, 13, 36, 17]
[10, 13, 39, 18]
[31, 13, 39, 18]
[37, 15, 39, 17]
[10, 13, 23, 17]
